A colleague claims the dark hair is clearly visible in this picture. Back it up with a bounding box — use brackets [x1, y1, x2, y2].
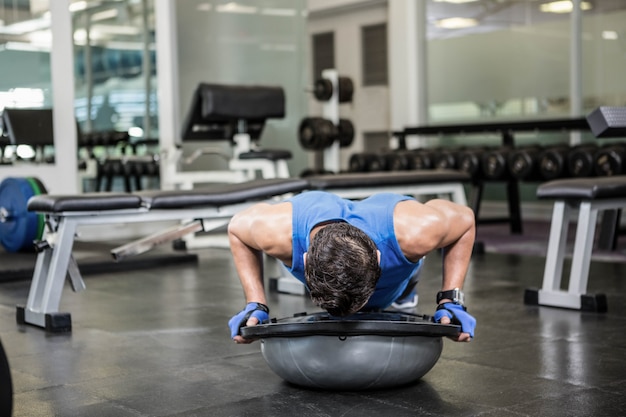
[305, 222, 381, 316]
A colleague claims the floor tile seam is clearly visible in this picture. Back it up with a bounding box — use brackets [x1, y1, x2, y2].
[438, 357, 594, 392]
[595, 379, 626, 395]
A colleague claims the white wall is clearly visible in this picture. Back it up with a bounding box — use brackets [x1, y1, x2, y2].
[307, 0, 389, 170]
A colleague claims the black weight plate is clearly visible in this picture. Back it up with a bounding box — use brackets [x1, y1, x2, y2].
[0, 177, 38, 252]
[337, 77, 354, 103]
[241, 311, 460, 339]
[337, 119, 354, 148]
[313, 78, 333, 101]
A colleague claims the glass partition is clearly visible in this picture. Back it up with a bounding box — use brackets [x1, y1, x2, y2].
[174, 0, 308, 173]
[426, 0, 625, 125]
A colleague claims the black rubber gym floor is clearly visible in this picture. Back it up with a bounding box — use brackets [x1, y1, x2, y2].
[1, 224, 626, 416]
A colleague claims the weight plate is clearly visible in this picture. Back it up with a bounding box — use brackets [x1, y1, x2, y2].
[26, 177, 47, 241]
[313, 78, 333, 102]
[337, 77, 354, 103]
[0, 177, 39, 252]
[337, 119, 354, 148]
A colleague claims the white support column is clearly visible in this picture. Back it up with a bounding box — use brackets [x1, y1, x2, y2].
[570, 0, 583, 146]
[155, 0, 181, 190]
[322, 69, 340, 173]
[50, 0, 78, 194]
[388, 0, 426, 148]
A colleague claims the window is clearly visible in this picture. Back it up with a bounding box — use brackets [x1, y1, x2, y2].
[362, 23, 388, 86]
[312, 32, 335, 80]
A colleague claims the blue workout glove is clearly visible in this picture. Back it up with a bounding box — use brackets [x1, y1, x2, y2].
[228, 302, 270, 339]
[434, 303, 476, 338]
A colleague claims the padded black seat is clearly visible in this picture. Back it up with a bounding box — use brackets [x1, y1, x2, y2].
[28, 193, 143, 213]
[307, 169, 471, 189]
[537, 176, 626, 200]
[138, 178, 308, 209]
[239, 150, 292, 161]
[199, 84, 285, 120]
[27, 179, 309, 214]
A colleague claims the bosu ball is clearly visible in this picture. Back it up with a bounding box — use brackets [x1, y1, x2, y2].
[241, 311, 459, 390]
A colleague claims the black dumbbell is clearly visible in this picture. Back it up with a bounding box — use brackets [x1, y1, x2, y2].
[457, 147, 490, 179]
[567, 143, 599, 177]
[299, 117, 338, 150]
[508, 145, 545, 181]
[481, 147, 515, 180]
[407, 148, 436, 170]
[538, 144, 571, 180]
[384, 151, 411, 171]
[313, 76, 354, 103]
[433, 148, 463, 170]
[594, 143, 626, 176]
[348, 152, 387, 172]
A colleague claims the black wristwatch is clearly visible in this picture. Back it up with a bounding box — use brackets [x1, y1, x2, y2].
[436, 288, 465, 306]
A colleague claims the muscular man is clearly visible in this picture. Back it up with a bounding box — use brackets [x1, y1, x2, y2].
[227, 191, 477, 343]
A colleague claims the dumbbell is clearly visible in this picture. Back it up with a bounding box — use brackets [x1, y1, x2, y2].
[538, 144, 572, 180]
[384, 151, 412, 171]
[457, 147, 490, 180]
[299, 118, 355, 150]
[481, 146, 515, 180]
[407, 148, 436, 170]
[567, 143, 599, 177]
[594, 143, 626, 176]
[299, 118, 338, 150]
[433, 147, 463, 170]
[313, 76, 354, 103]
[348, 152, 387, 172]
[507, 145, 545, 181]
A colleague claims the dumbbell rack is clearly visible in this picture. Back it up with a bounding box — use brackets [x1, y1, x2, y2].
[402, 118, 592, 234]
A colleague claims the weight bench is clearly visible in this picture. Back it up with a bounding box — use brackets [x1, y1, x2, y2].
[524, 176, 626, 312]
[17, 178, 308, 332]
[306, 169, 469, 205]
[170, 83, 292, 189]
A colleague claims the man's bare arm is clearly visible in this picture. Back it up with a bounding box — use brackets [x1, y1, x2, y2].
[423, 199, 476, 293]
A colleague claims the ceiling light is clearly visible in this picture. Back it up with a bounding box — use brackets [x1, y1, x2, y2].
[216, 2, 257, 14]
[540, 1, 592, 13]
[435, 17, 478, 29]
[602, 31, 618, 40]
[69, 1, 89, 12]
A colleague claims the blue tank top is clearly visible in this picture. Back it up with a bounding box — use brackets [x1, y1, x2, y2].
[286, 191, 422, 309]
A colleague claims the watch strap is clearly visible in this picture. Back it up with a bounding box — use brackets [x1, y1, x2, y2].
[436, 288, 464, 305]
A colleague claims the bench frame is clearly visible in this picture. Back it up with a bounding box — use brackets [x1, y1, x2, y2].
[525, 198, 617, 312]
[16, 201, 274, 332]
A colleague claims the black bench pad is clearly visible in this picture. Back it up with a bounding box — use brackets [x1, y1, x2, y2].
[307, 170, 471, 190]
[199, 83, 285, 120]
[537, 176, 626, 200]
[27, 179, 308, 213]
[28, 193, 143, 213]
[138, 178, 308, 209]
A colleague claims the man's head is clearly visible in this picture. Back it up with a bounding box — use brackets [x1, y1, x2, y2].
[304, 222, 381, 316]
